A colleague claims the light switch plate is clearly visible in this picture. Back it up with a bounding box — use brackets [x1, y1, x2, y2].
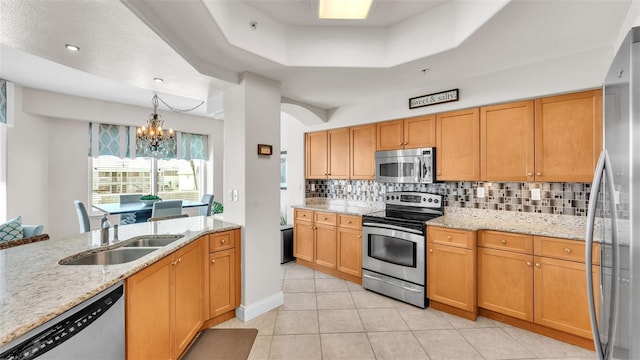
[477, 187, 485, 198]
[531, 188, 541, 201]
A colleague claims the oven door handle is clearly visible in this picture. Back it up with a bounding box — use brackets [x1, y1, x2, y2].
[362, 222, 423, 235]
[363, 273, 422, 293]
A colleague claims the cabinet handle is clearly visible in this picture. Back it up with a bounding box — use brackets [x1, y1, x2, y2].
[211, 259, 216, 264]
[564, 247, 572, 254]
[526, 261, 532, 266]
[535, 263, 541, 268]
[501, 239, 506, 245]
[536, 172, 542, 176]
[527, 172, 533, 176]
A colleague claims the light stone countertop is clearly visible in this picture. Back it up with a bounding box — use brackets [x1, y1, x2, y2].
[427, 207, 589, 241]
[0, 216, 241, 347]
[293, 198, 384, 216]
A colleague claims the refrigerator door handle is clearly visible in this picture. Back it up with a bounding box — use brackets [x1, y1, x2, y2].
[603, 150, 620, 360]
[586, 150, 606, 359]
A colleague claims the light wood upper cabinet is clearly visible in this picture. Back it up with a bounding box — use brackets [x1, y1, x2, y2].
[305, 128, 349, 179]
[328, 128, 350, 179]
[481, 100, 535, 182]
[305, 131, 328, 179]
[534, 89, 603, 182]
[436, 108, 480, 181]
[377, 115, 435, 151]
[350, 124, 376, 180]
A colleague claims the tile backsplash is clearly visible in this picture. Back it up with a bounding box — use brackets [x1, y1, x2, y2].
[305, 180, 591, 216]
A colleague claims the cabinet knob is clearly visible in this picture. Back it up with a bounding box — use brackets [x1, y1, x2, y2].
[211, 259, 216, 264]
[501, 239, 506, 245]
[564, 247, 572, 254]
[437, 172, 441, 176]
[221, 239, 225, 244]
[527, 172, 533, 176]
[526, 261, 532, 266]
[535, 263, 541, 268]
[536, 172, 542, 176]
[429, 249, 433, 253]
[327, 173, 331, 175]
[347, 220, 352, 224]
[357, 235, 361, 238]
[447, 236, 452, 240]
[324, 217, 327, 220]
[399, 143, 404, 146]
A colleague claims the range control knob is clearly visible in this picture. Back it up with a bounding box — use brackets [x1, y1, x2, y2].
[386, 196, 390, 200]
[434, 199, 439, 204]
[423, 197, 427, 202]
[428, 198, 433, 203]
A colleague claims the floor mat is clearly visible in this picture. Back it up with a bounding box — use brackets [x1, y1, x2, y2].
[182, 328, 258, 360]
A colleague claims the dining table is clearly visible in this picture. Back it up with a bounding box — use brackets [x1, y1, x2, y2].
[92, 200, 207, 223]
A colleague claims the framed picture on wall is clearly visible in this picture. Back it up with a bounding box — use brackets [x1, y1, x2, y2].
[280, 151, 287, 190]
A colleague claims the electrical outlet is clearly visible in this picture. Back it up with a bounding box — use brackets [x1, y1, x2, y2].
[477, 187, 485, 198]
[531, 188, 541, 201]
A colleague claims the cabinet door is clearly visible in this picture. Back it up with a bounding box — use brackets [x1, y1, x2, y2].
[315, 223, 337, 269]
[436, 108, 480, 181]
[350, 124, 376, 180]
[376, 119, 404, 150]
[294, 219, 314, 262]
[478, 248, 534, 321]
[126, 256, 172, 360]
[172, 240, 204, 359]
[404, 115, 436, 149]
[209, 248, 236, 318]
[533, 256, 599, 338]
[427, 243, 476, 312]
[337, 227, 362, 277]
[328, 128, 350, 179]
[305, 131, 328, 179]
[481, 101, 535, 181]
[534, 89, 603, 182]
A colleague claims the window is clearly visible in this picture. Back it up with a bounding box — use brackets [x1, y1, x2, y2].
[91, 156, 203, 207]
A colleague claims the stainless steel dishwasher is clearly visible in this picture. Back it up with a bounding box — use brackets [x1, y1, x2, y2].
[0, 281, 125, 359]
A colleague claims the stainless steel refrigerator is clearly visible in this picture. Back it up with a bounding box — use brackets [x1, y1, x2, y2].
[585, 26, 639, 360]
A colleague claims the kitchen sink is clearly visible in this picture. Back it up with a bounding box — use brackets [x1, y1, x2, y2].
[60, 248, 157, 266]
[123, 235, 184, 248]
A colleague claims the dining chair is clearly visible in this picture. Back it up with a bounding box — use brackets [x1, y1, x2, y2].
[148, 214, 189, 222]
[151, 200, 183, 218]
[73, 200, 91, 233]
[119, 194, 142, 224]
[199, 194, 214, 216]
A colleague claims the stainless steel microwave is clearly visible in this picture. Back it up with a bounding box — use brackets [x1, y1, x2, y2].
[375, 147, 435, 183]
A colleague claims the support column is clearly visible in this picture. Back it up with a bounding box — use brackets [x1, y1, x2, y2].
[223, 72, 283, 321]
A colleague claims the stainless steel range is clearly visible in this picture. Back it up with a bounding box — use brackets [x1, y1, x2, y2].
[362, 191, 443, 308]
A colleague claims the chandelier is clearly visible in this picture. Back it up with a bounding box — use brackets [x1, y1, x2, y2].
[137, 94, 173, 157]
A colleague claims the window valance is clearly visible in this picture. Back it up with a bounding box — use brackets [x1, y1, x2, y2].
[0, 79, 7, 124]
[89, 122, 209, 161]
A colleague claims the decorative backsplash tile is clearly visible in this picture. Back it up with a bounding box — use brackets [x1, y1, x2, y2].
[305, 180, 592, 216]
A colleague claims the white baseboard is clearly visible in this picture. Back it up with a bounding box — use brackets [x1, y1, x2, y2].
[235, 291, 284, 322]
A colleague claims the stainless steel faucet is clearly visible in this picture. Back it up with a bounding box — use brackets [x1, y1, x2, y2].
[100, 214, 112, 245]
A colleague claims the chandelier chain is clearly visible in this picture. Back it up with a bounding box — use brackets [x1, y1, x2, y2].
[155, 94, 205, 114]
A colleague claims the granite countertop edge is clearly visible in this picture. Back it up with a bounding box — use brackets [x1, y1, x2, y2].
[292, 204, 383, 216]
[0, 216, 241, 347]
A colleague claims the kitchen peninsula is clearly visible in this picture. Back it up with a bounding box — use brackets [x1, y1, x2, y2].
[0, 216, 241, 358]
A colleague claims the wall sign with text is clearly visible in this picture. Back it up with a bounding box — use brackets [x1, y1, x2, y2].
[409, 89, 459, 109]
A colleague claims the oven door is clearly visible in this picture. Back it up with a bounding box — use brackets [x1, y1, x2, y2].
[375, 155, 420, 183]
[362, 223, 425, 285]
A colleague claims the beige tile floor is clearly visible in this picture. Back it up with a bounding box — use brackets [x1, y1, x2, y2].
[214, 262, 597, 360]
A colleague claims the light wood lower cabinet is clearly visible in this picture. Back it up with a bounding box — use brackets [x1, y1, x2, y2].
[126, 239, 204, 360]
[294, 208, 362, 283]
[126, 230, 241, 360]
[427, 227, 477, 319]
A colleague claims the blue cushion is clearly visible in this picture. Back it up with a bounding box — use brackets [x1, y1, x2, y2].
[0, 216, 24, 242]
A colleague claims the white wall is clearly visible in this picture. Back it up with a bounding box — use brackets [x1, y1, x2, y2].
[280, 112, 305, 224]
[7, 86, 224, 237]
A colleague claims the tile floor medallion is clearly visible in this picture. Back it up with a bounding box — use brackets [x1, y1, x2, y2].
[214, 262, 597, 360]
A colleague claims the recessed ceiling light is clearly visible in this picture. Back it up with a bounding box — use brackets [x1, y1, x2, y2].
[153, 77, 164, 83]
[65, 44, 80, 52]
[319, 0, 373, 20]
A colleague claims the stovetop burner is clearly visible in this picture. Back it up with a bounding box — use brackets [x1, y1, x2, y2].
[363, 192, 444, 229]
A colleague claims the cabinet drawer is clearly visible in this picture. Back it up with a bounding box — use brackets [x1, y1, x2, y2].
[479, 230, 533, 254]
[428, 226, 476, 249]
[534, 236, 599, 265]
[338, 214, 361, 230]
[315, 211, 337, 226]
[209, 231, 235, 253]
[295, 209, 314, 222]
